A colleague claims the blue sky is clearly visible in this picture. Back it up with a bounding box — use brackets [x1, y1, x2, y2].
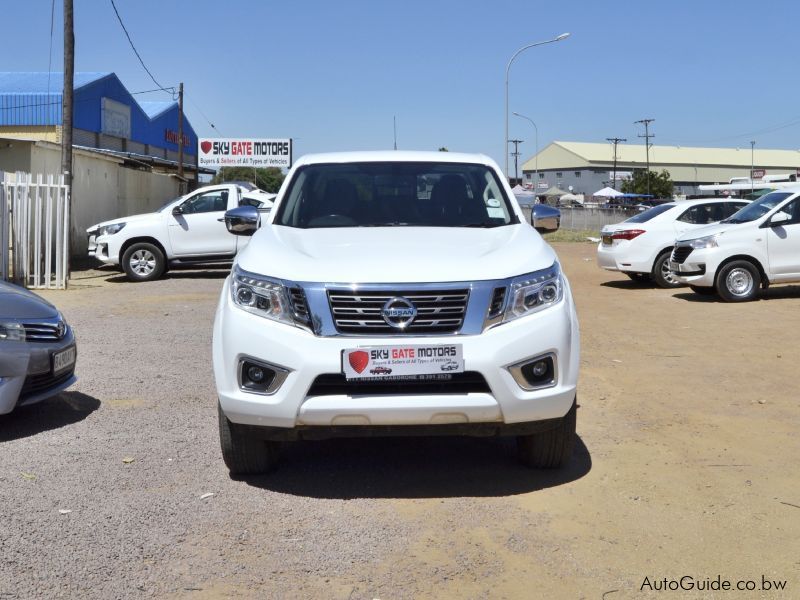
[4, 0, 800, 168]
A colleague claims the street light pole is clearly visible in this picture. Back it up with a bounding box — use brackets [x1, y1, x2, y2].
[505, 32, 570, 179]
[750, 140, 755, 195]
[513, 112, 538, 189]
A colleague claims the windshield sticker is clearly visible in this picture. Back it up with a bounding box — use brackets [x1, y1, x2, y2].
[487, 207, 505, 219]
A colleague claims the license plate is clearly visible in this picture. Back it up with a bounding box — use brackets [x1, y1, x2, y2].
[53, 346, 76, 375]
[602, 235, 613, 245]
[342, 344, 464, 380]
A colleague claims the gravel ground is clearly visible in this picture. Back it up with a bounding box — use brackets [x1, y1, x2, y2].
[2, 246, 799, 599]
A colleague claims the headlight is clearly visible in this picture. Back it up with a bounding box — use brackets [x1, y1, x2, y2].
[98, 223, 126, 236]
[231, 266, 297, 326]
[504, 263, 564, 322]
[0, 321, 25, 341]
[687, 234, 718, 249]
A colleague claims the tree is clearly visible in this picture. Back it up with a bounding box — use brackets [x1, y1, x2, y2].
[438, 147, 449, 152]
[211, 167, 285, 193]
[620, 169, 674, 198]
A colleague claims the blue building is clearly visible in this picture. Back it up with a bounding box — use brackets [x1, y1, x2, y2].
[0, 71, 202, 176]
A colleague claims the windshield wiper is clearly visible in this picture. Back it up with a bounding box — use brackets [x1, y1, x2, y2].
[360, 222, 413, 227]
[460, 223, 496, 228]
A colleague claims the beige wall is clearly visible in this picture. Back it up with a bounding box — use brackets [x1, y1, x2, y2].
[0, 126, 60, 143]
[9, 139, 181, 257]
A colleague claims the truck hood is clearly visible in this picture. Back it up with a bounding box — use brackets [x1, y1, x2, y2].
[86, 211, 161, 233]
[237, 224, 557, 283]
[0, 281, 59, 319]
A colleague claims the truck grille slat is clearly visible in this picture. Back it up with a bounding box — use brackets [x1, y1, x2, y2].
[22, 322, 64, 342]
[671, 246, 693, 264]
[328, 288, 469, 335]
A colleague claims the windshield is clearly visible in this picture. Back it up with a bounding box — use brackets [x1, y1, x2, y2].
[157, 197, 182, 212]
[273, 162, 518, 228]
[624, 203, 675, 223]
[723, 192, 794, 223]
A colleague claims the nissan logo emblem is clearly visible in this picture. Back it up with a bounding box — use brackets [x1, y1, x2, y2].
[381, 297, 417, 329]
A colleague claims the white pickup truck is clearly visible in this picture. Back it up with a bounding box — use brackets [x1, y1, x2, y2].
[212, 151, 581, 475]
[87, 183, 275, 281]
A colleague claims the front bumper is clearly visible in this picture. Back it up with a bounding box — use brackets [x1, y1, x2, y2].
[671, 247, 718, 286]
[87, 232, 119, 266]
[0, 329, 77, 415]
[213, 277, 580, 431]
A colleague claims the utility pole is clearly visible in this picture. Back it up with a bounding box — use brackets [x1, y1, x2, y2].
[509, 139, 523, 184]
[61, 0, 74, 190]
[177, 82, 184, 184]
[634, 118, 655, 197]
[750, 140, 755, 195]
[606, 137, 627, 190]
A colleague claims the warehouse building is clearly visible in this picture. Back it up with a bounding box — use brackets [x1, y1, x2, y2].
[521, 141, 800, 198]
[0, 72, 211, 255]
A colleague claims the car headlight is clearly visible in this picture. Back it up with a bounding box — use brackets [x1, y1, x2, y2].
[98, 223, 126, 236]
[231, 265, 297, 326]
[687, 234, 718, 249]
[504, 262, 564, 322]
[0, 321, 25, 341]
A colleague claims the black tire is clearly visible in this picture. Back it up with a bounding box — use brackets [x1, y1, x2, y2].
[121, 242, 166, 282]
[625, 272, 651, 283]
[517, 399, 577, 469]
[689, 285, 717, 296]
[218, 403, 281, 475]
[716, 260, 761, 302]
[652, 251, 681, 289]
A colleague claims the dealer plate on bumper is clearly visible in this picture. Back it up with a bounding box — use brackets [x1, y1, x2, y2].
[53, 346, 76, 375]
[342, 344, 464, 381]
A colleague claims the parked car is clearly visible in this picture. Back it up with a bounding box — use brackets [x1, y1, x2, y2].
[212, 151, 580, 474]
[671, 188, 800, 301]
[597, 198, 749, 287]
[86, 184, 275, 282]
[0, 281, 77, 415]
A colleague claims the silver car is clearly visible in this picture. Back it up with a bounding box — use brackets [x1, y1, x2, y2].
[0, 281, 77, 415]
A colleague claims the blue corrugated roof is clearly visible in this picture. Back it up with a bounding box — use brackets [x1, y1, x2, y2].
[139, 101, 177, 119]
[0, 72, 110, 93]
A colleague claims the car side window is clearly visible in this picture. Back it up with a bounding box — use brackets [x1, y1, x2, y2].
[777, 199, 800, 225]
[724, 202, 748, 218]
[181, 190, 229, 214]
[677, 204, 721, 225]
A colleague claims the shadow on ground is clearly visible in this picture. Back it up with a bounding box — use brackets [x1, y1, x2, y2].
[600, 279, 656, 290]
[104, 266, 231, 283]
[241, 435, 591, 499]
[674, 284, 800, 303]
[0, 392, 100, 442]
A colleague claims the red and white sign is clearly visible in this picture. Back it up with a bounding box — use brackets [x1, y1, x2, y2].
[751, 169, 766, 180]
[342, 344, 464, 380]
[198, 138, 292, 168]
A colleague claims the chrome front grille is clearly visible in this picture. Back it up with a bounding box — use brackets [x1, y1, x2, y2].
[328, 289, 469, 335]
[23, 321, 65, 342]
[671, 246, 693, 264]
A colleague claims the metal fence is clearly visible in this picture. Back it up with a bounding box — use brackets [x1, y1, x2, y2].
[1, 172, 70, 289]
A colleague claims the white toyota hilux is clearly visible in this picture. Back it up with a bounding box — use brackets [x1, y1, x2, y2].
[86, 183, 275, 281]
[212, 151, 580, 474]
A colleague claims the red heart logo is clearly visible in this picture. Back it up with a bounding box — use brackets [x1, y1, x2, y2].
[348, 351, 369, 374]
[200, 141, 212, 154]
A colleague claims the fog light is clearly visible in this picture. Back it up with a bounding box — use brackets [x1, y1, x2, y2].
[514, 355, 556, 390]
[240, 360, 277, 392]
[532, 361, 548, 377]
[247, 365, 265, 383]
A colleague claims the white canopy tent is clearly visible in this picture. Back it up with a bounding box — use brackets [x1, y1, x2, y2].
[592, 186, 623, 198]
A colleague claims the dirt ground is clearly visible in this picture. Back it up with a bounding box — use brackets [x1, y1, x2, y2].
[3, 242, 799, 599]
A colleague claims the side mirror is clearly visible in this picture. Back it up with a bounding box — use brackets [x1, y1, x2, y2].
[770, 211, 791, 226]
[171, 205, 184, 216]
[224, 206, 260, 236]
[531, 204, 561, 234]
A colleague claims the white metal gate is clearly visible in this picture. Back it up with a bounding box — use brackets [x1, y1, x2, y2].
[0, 172, 70, 289]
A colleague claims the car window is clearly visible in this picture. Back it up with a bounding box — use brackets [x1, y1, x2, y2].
[273, 162, 518, 229]
[724, 202, 748, 218]
[624, 203, 674, 223]
[239, 197, 264, 208]
[776, 198, 800, 225]
[677, 203, 726, 225]
[181, 190, 229, 214]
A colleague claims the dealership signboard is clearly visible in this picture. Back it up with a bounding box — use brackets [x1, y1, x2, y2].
[198, 138, 292, 168]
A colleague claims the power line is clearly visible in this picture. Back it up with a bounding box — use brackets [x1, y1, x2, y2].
[0, 89, 179, 112]
[186, 94, 223, 136]
[634, 119, 655, 197]
[109, 0, 174, 98]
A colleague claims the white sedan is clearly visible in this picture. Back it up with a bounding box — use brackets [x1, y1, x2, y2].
[597, 198, 749, 287]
